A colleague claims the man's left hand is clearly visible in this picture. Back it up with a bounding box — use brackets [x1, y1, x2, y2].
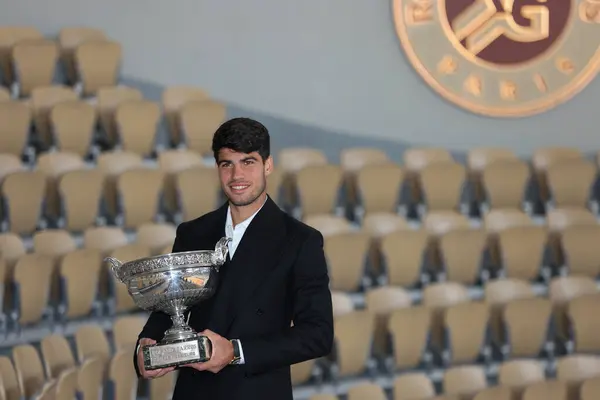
[183, 329, 234, 374]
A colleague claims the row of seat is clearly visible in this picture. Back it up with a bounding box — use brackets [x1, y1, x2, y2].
[1, 145, 600, 235]
[0, 26, 119, 97]
[0, 85, 225, 158]
[306, 356, 600, 400]
[0, 316, 175, 400]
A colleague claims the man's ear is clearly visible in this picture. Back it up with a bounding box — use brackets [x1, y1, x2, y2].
[264, 156, 274, 176]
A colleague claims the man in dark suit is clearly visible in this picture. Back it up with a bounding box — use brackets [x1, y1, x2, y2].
[132, 117, 334, 399]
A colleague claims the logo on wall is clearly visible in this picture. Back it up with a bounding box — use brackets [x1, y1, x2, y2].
[392, 0, 600, 117]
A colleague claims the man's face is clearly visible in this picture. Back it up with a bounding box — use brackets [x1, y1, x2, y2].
[216, 148, 273, 207]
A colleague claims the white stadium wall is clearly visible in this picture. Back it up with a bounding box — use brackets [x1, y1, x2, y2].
[1, 0, 599, 160]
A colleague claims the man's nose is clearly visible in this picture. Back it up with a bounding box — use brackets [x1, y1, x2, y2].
[232, 164, 244, 179]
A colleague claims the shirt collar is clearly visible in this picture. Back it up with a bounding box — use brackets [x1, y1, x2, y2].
[225, 196, 268, 232]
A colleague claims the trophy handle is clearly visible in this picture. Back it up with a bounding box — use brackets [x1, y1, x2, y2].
[212, 237, 231, 268]
[104, 257, 124, 283]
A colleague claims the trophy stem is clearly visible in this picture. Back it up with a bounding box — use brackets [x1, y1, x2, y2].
[162, 311, 196, 342]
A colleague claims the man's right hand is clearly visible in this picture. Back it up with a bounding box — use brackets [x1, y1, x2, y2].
[137, 338, 175, 379]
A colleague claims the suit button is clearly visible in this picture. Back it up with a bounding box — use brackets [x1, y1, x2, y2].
[256, 308, 263, 316]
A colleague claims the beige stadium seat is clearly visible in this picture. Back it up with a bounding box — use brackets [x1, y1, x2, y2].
[581, 376, 600, 400]
[278, 148, 328, 173]
[0, 355, 22, 400]
[484, 278, 536, 346]
[422, 282, 470, 350]
[340, 147, 389, 206]
[546, 207, 598, 232]
[546, 159, 597, 209]
[115, 167, 165, 229]
[443, 365, 488, 399]
[532, 146, 583, 204]
[393, 372, 436, 399]
[467, 147, 517, 173]
[387, 306, 434, 371]
[12, 39, 58, 98]
[495, 225, 549, 281]
[83, 226, 128, 255]
[473, 386, 513, 400]
[555, 354, 600, 400]
[331, 291, 355, 317]
[0, 232, 26, 277]
[379, 229, 431, 287]
[365, 286, 412, 357]
[136, 222, 176, 255]
[560, 224, 600, 277]
[480, 159, 531, 212]
[10, 254, 54, 330]
[291, 359, 320, 386]
[361, 212, 410, 239]
[30, 85, 79, 148]
[157, 149, 204, 213]
[418, 161, 467, 214]
[0, 101, 32, 160]
[324, 231, 370, 291]
[330, 310, 376, 380]
[1, 170, 47, 234]
[548, 275, 598, 341]
[57, 248, 103, 321]
[96, 150, 144, 219]
[108, 244, 152, 314]
[74, 39, 122, 97]
[77, 357, 105, 400]
[0, 26, 43, 86]
[96, 86, 144, 146]
[522, 380, 568, 400]
[50, 100, 98, 157]
[36, 151, 86, 220]
[438, 228, 488, 285]
[502, 297, 553, 359]
[423, 211, 471, 237]
[107, 348, 138, 400]
[0, 154, 25, 182]
[40, 334, 76, 379]
[32, 229, 77, 258]
[112, 315, 146, 349]
[57, 168, 105, 232]
[354, 163, 404, 220]
[403, 147, 453, 205]
[74, 324, 111, 366]
[115, 100, 161, 157]
[497, 359, 546, 398]
[443, 301, 491, 366]
[52, 367, 78, 400]
[483, 208, 534, 234]
[161, 85, 210, 147]
[567, 294, 600, 353]
[267, 167, 285, 206]
[179, 100, 227, 155]
[12, 344, 47, 398]
[175, 166, 222, 223]
[347, 382, 387, 400]
[58, 27, 107, 85]
[303, 215, 354, 237]
[294, 164, 344, 219]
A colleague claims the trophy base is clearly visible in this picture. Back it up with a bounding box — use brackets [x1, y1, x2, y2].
[143, 336, 212, 370]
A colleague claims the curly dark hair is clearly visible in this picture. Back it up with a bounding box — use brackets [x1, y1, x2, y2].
[211, 117, 270, 162]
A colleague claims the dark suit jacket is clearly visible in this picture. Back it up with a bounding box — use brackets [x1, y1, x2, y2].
[133, 196, 334, 400]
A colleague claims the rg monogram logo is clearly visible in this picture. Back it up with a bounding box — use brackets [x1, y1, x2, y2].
[392, 0, 600, 117]
[453, 0, 550, 56]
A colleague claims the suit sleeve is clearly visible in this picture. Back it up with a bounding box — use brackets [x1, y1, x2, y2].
[240, 229, 334, 375]
[133, 224, 187, 377]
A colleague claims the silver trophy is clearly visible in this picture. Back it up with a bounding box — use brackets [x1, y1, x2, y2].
[105, 237, 231, 370]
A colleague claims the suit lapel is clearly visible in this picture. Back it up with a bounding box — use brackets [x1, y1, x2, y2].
[208, 197, 289, 335]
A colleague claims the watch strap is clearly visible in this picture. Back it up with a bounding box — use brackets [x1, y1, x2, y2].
[230, 339, 241, 364]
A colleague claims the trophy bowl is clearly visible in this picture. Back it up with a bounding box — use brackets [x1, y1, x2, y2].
[105, 237, 231, 370]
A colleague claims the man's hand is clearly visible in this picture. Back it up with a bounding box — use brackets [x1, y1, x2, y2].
[137, 338, 175, 379]
[182, 329, 234, 374]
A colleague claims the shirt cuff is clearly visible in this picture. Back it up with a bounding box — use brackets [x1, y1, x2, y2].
[238, 340, 246, 364]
